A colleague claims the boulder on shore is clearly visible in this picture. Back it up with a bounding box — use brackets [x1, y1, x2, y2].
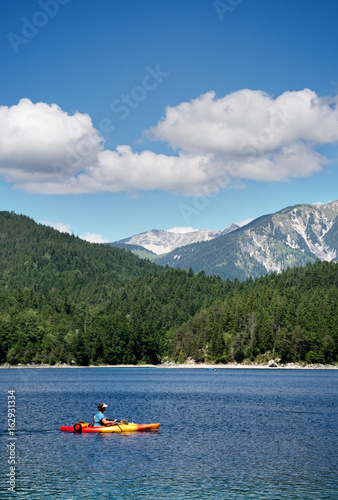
[268, 360, 278, 368]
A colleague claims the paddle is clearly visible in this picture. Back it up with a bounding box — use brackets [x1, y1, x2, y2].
[86, 416, 130, 429]
[106, 419, 129, 425]
[105, 419, 129, 432]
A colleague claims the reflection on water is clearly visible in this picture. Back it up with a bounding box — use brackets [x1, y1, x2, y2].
[0, 368, 337, 499]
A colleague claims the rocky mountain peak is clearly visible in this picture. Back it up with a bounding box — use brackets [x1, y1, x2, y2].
[114, 223, 240, 255]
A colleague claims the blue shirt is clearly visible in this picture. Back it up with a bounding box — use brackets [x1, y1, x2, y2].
[94, 411, 105, 427]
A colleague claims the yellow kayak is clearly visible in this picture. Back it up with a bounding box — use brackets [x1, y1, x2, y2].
[60, 422, 160, 433]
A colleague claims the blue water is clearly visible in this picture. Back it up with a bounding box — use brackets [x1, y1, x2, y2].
[0, 368, 337, 499]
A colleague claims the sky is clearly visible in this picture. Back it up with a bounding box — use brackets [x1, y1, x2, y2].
[1, 0, 338, 243]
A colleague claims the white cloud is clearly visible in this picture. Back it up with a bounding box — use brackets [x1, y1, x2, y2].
[235, 219, 253, 227]
[79, 233, 108, 244]
[167, 227, 199, 233]
[67, 147, 213, 196]
[0, 98, 103, 187]
[41, 219, 107, 243]
[147, 88, 337, 183]
[0, 90, 337, 196]
[148, 89, 338, 153]
[42, 220, 71, 234]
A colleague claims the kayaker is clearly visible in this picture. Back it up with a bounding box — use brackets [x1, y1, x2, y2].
[93, 403, 119, 427]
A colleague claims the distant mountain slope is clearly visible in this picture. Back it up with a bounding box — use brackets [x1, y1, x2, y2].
[111, 224, 240, 256]
[0, 211, 158, 303]
[155, 201, 338, 280]
[110, 242, 157, 260]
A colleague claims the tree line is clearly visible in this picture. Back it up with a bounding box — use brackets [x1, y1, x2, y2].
[0, 211, 337, 365]
[0, 268, 229, 365]
[167, 261, 338, 364]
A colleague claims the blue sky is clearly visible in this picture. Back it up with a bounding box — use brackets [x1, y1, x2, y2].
[1, 0, 338, 242]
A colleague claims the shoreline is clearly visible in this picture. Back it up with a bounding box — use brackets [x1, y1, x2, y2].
[1, 362, 337, 370]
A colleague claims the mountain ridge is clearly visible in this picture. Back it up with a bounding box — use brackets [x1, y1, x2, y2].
[112, 223, 241, 255]
[154, 201, 338, 279]
[0, 209, 337, 366]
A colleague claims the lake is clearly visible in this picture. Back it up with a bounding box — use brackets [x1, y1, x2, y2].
[1, 368, 337, 499]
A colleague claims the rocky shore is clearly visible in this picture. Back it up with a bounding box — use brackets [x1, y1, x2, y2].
[1, 361, 337, 369]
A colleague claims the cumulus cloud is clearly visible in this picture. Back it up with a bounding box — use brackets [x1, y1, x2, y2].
[42, 221, 71, 234]
[70, 147, 213, 196]
[41, 219, 107, 243]
[235, 219, 253, 228]
[0, 98, 103, 188]
[167, 227, 199, 233]
[79, 233, 109, 243]
[0, 90, 337, 196]
[147, 88, 338, 182]
[148, 89, 338, 153]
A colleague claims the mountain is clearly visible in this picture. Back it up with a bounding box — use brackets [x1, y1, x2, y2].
[0, 211, 229, 365]
[155, 201, 338, 280]
[1, 210, 337, 366]
[111, 242, 158, 260]
[111, 224, 240, 256]
[0, 211, 158, 303]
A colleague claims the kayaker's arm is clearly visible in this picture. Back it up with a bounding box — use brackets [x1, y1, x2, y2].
[100, 417, 119, 426]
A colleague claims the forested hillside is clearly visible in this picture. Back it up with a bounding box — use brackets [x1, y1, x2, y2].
[167, 261, 338, 364]
[0, 211, 229, 365]
[0, 211, 337, 366]
[0, 211, 158, 304]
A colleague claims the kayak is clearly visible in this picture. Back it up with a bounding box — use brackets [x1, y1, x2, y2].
[60, 422, 160, 433]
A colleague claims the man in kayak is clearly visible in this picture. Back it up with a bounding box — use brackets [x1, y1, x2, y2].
[93, 403, 119, 427]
